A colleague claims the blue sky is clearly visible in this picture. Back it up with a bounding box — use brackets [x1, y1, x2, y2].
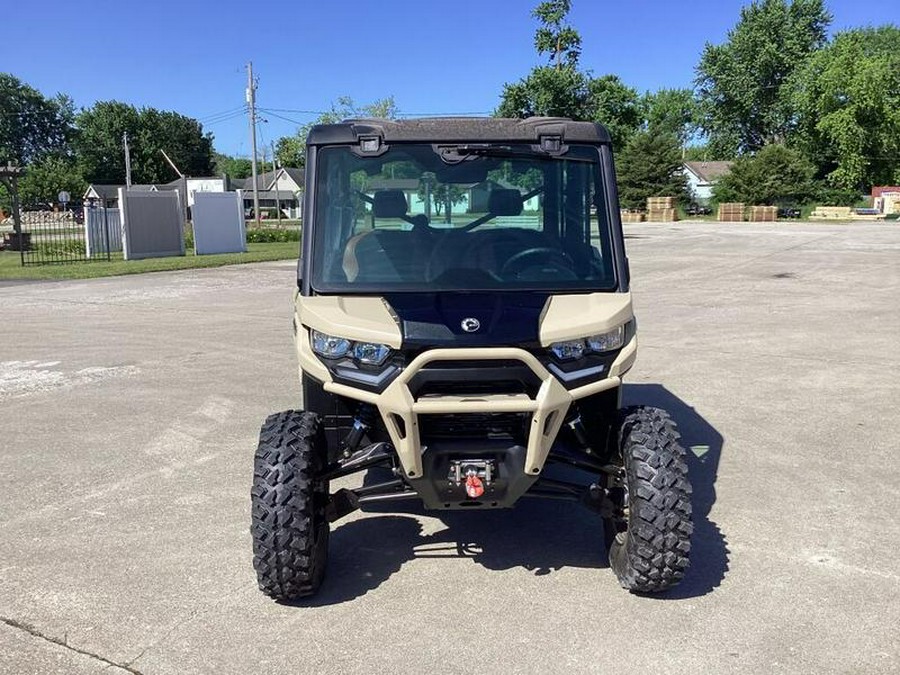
[4, 0, 894, 157]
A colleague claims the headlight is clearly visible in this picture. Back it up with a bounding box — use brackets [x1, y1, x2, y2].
[310, 330, 391, 366]
[352, 341, 392, 366]
[311, 330, 351, 359]
[549, 324, 628, 361]
[586, 325, 625, 353]
[550, 340, 586, 361]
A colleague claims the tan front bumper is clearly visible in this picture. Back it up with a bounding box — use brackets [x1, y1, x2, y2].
[320, 342, 635, 479]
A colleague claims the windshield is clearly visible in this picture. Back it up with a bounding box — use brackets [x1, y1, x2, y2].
[310, 143, 616, 293]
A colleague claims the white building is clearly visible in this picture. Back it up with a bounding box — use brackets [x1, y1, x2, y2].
[683, 161, 734, 205]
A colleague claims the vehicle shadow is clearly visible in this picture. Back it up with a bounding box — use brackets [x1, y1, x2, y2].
[304, 497, 607, 606]
[303, 385, 728, 605]
[623, 383, 730, 599]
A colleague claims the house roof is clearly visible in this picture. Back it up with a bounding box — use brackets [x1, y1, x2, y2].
[84, 184, 122, 200]
[239, 189, 299, 201]
[684, 161, 734, 183]
[279, 167, 304, 188]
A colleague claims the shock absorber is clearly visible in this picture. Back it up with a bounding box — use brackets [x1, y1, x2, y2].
[565, 410, 593, 453]
[340, 403, 378, 458]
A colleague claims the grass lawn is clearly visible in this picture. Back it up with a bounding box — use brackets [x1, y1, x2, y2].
[0, 242, 299, 281]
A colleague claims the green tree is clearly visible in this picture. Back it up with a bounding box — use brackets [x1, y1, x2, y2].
[532, 0, 582, 68]
[696, 0, 831, 155]
[616, 132, 689, 210]
[0, 73, 75, 165]
[682, 144, 735, 162]
[212, 152, 253, 179]
[642, 88, 699, 145]
[274, 96, 397, 168]
[496, 66, 593, 119]
[18, 154, 86, 206]
[713, 144, 816, 205]
[76, 101, 214, 184]
[587, 75, 642, 149]
[789, 26, 900, 191]
[498, 0, 591, 120]
[497, 2, 641, 150]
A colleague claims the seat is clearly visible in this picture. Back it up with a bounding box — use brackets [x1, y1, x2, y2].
[343, 191, 434, 283]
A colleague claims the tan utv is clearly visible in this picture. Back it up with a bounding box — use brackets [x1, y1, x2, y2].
[251, 117, 692, 599]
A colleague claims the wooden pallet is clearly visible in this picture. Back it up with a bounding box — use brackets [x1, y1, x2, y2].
[749, 206, 777, 222]
[647, 208, 678, 222]
[718, 202, 745, 222]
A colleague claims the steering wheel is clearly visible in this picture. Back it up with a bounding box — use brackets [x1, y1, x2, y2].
[501, 247, 576, 280]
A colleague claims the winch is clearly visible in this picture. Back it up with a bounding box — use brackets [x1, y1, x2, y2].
[448, 459, 494, 499]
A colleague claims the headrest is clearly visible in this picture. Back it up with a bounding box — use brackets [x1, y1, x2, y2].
[373, 190, 408, 218]
[488, 189, 523, 216]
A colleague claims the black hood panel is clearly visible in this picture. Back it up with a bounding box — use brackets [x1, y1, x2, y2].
[385, 293, 549, 348]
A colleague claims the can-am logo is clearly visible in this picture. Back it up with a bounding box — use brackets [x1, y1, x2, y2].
[460, 317, 481, 333]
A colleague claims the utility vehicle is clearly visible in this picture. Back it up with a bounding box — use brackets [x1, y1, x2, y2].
[251, 117, 692, 599]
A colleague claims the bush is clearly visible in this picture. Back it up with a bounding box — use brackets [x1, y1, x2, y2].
[183, 225, 300, 249]
[616, 131, 690, 210]
[713, 144, 816, 206]
[35, 240, 85, 256]
[816, 186, 861, 207]
[246, 227, 301, 243]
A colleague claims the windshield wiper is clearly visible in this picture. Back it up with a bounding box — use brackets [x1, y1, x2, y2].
[437, 145, 593, 164]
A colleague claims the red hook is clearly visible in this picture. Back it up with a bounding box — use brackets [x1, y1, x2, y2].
[465, 474, 485, 499]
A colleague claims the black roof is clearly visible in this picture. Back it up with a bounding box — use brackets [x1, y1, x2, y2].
[306, 117, 611, 145]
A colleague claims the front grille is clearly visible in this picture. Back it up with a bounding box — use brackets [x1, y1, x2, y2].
[408, 360, 543, 398]
[419, 412, 530, 440]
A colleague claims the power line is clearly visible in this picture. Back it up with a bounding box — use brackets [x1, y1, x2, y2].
[257, 106, 493, 120]
[201, 109, 247, 126]
[198, 106, 246, 121]
[256, 108, 307, 126]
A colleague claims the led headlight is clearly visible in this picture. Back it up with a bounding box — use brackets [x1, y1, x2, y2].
[550, 339, 586, 361]
[586, 325, 625, 353]
[310, 330, 392, 366]
[311, 330, 351, 359]
[351, 341, 392, 366]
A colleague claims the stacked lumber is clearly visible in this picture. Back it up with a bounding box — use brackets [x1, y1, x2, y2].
[718, 202, 745, 222]
[749, 206, 777, 222]
[620, 210, 645, 223]
[646, 196, 678, 222]
[809, 206, 852, 219]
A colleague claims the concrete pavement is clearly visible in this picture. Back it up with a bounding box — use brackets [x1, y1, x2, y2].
[0, 221, 898, 674]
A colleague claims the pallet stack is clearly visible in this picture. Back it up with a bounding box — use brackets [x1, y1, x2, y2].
[749, 206, 777, 222]
[646, 196, 678, 222]
[620, 209, 645, 223]
[809, 206, 852, 220]
[718, 202, 745, 222]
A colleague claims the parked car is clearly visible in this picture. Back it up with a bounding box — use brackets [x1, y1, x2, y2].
[777, 206, 802, 219]
[687, 202, 712, 216]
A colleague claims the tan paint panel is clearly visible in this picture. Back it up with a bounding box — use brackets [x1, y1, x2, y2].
[296, 295, 402, 348]
[609, 335, 637, 378]
[539, 293, 633, 346]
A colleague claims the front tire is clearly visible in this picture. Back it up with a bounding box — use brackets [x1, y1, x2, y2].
[606, 406, 692, 593]
[251, 411, 329, 600]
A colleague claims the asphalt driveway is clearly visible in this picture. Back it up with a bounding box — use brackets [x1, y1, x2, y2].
[1, 221, 898, 674]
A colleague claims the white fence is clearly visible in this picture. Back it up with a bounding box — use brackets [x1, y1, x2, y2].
[84, 206, 122, 257]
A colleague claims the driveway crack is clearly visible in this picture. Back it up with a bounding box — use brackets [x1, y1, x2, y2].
[1, 616, 143, 674]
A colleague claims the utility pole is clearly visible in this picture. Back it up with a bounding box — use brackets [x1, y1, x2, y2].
[246, 62, 261, 227]
[271, 140, 281, 225]
[123, 131, 132, 188]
